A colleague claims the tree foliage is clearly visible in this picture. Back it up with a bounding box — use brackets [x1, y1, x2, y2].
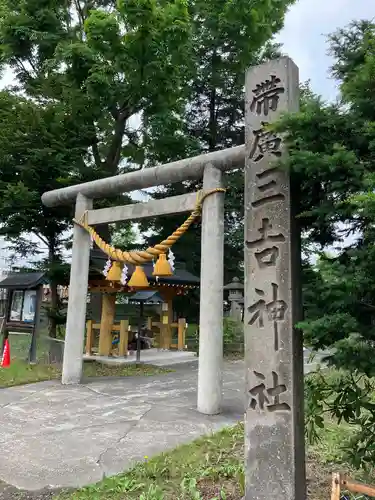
[140, 0, 293, 319]
[0, 0, 296, 329]
[275, 20, 375, 467]
[0, 0, 192, 335]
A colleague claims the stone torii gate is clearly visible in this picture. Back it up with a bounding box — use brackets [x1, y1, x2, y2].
[42, 57, 305, 499]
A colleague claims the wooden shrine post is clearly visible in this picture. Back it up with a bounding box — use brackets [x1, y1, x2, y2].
[118, 319, 129, 357]
[165, 298, 173, 349]
[85, 319, 94, 355]
[159, 289, 174, 350]
[177, 318, 186, 350]
[244, 57, 305, 499]
[98, 293, 116, 355]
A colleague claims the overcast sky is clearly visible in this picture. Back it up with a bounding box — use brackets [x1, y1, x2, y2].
[0, 0, 373, 269]
[277, 0, 373, 101]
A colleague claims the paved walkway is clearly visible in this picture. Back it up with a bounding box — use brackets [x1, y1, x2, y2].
[0, 361, 244, 491]
[0, 350, 324, 492]
[84, 348, 198, 366]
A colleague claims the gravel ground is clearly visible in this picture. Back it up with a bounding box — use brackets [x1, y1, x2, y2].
[0, 482, 66, 500]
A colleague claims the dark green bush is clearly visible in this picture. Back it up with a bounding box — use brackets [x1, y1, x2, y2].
[187, 317, 243, 356]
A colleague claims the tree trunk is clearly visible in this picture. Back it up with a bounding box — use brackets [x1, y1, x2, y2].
[48, 280, 58, 339]
[208, 51, 218, 152]
[48, 242, 58, 340]
[47, 240, 63, 363]
[208, 86, 217, 151]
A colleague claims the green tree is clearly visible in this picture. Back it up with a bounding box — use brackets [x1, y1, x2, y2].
[275, 20, 375, 467]
[140, 0, 293, 319]
[0, 0, 191, 176]
[111, 223, 138, 250]
[0, 0, 192, 335]
[0, 93, 88, 336]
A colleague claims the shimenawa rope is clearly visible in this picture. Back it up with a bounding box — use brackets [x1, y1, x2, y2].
[73, 188, 225, 265]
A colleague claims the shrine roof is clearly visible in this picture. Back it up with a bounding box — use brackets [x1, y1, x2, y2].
[128, 291, 164, 303]
[0, 272, 46, 290]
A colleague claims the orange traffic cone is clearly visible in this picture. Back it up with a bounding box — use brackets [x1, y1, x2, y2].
[1, 339, 10, 368]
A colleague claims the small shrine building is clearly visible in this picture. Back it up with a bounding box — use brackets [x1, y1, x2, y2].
[85, 249, 199, 358]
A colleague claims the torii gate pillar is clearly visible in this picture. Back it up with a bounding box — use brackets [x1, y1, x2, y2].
[197, 164, 225, 415]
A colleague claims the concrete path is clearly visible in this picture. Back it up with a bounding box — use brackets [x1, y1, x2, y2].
[0, 361, 244, 491]
[84, 348, 199, 366]
[0, 351, 325, 492]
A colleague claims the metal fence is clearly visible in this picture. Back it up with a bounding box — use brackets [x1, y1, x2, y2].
[4, 331, 64, 364]
[36, 335, 64, 364]
[7, 332, 31, 360]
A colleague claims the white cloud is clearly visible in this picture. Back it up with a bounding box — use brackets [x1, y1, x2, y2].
[277, 0, 374, 101]
[0, 67, 14, 90]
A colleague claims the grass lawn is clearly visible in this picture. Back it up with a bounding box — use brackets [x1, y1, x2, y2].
[0, 360, 173, 389]
[56, 418, 375, 500]
[59, 424, 245, 500]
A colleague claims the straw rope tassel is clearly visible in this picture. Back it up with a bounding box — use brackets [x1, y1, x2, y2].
[73, 188, 225, 266]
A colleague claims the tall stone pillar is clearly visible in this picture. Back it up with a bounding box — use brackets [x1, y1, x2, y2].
[244, 57, 305, 499]
[197, 163, 225, 415]
[62, 193, 92, 384]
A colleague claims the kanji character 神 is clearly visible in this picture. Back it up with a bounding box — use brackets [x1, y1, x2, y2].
[247, 283, 287, 351]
